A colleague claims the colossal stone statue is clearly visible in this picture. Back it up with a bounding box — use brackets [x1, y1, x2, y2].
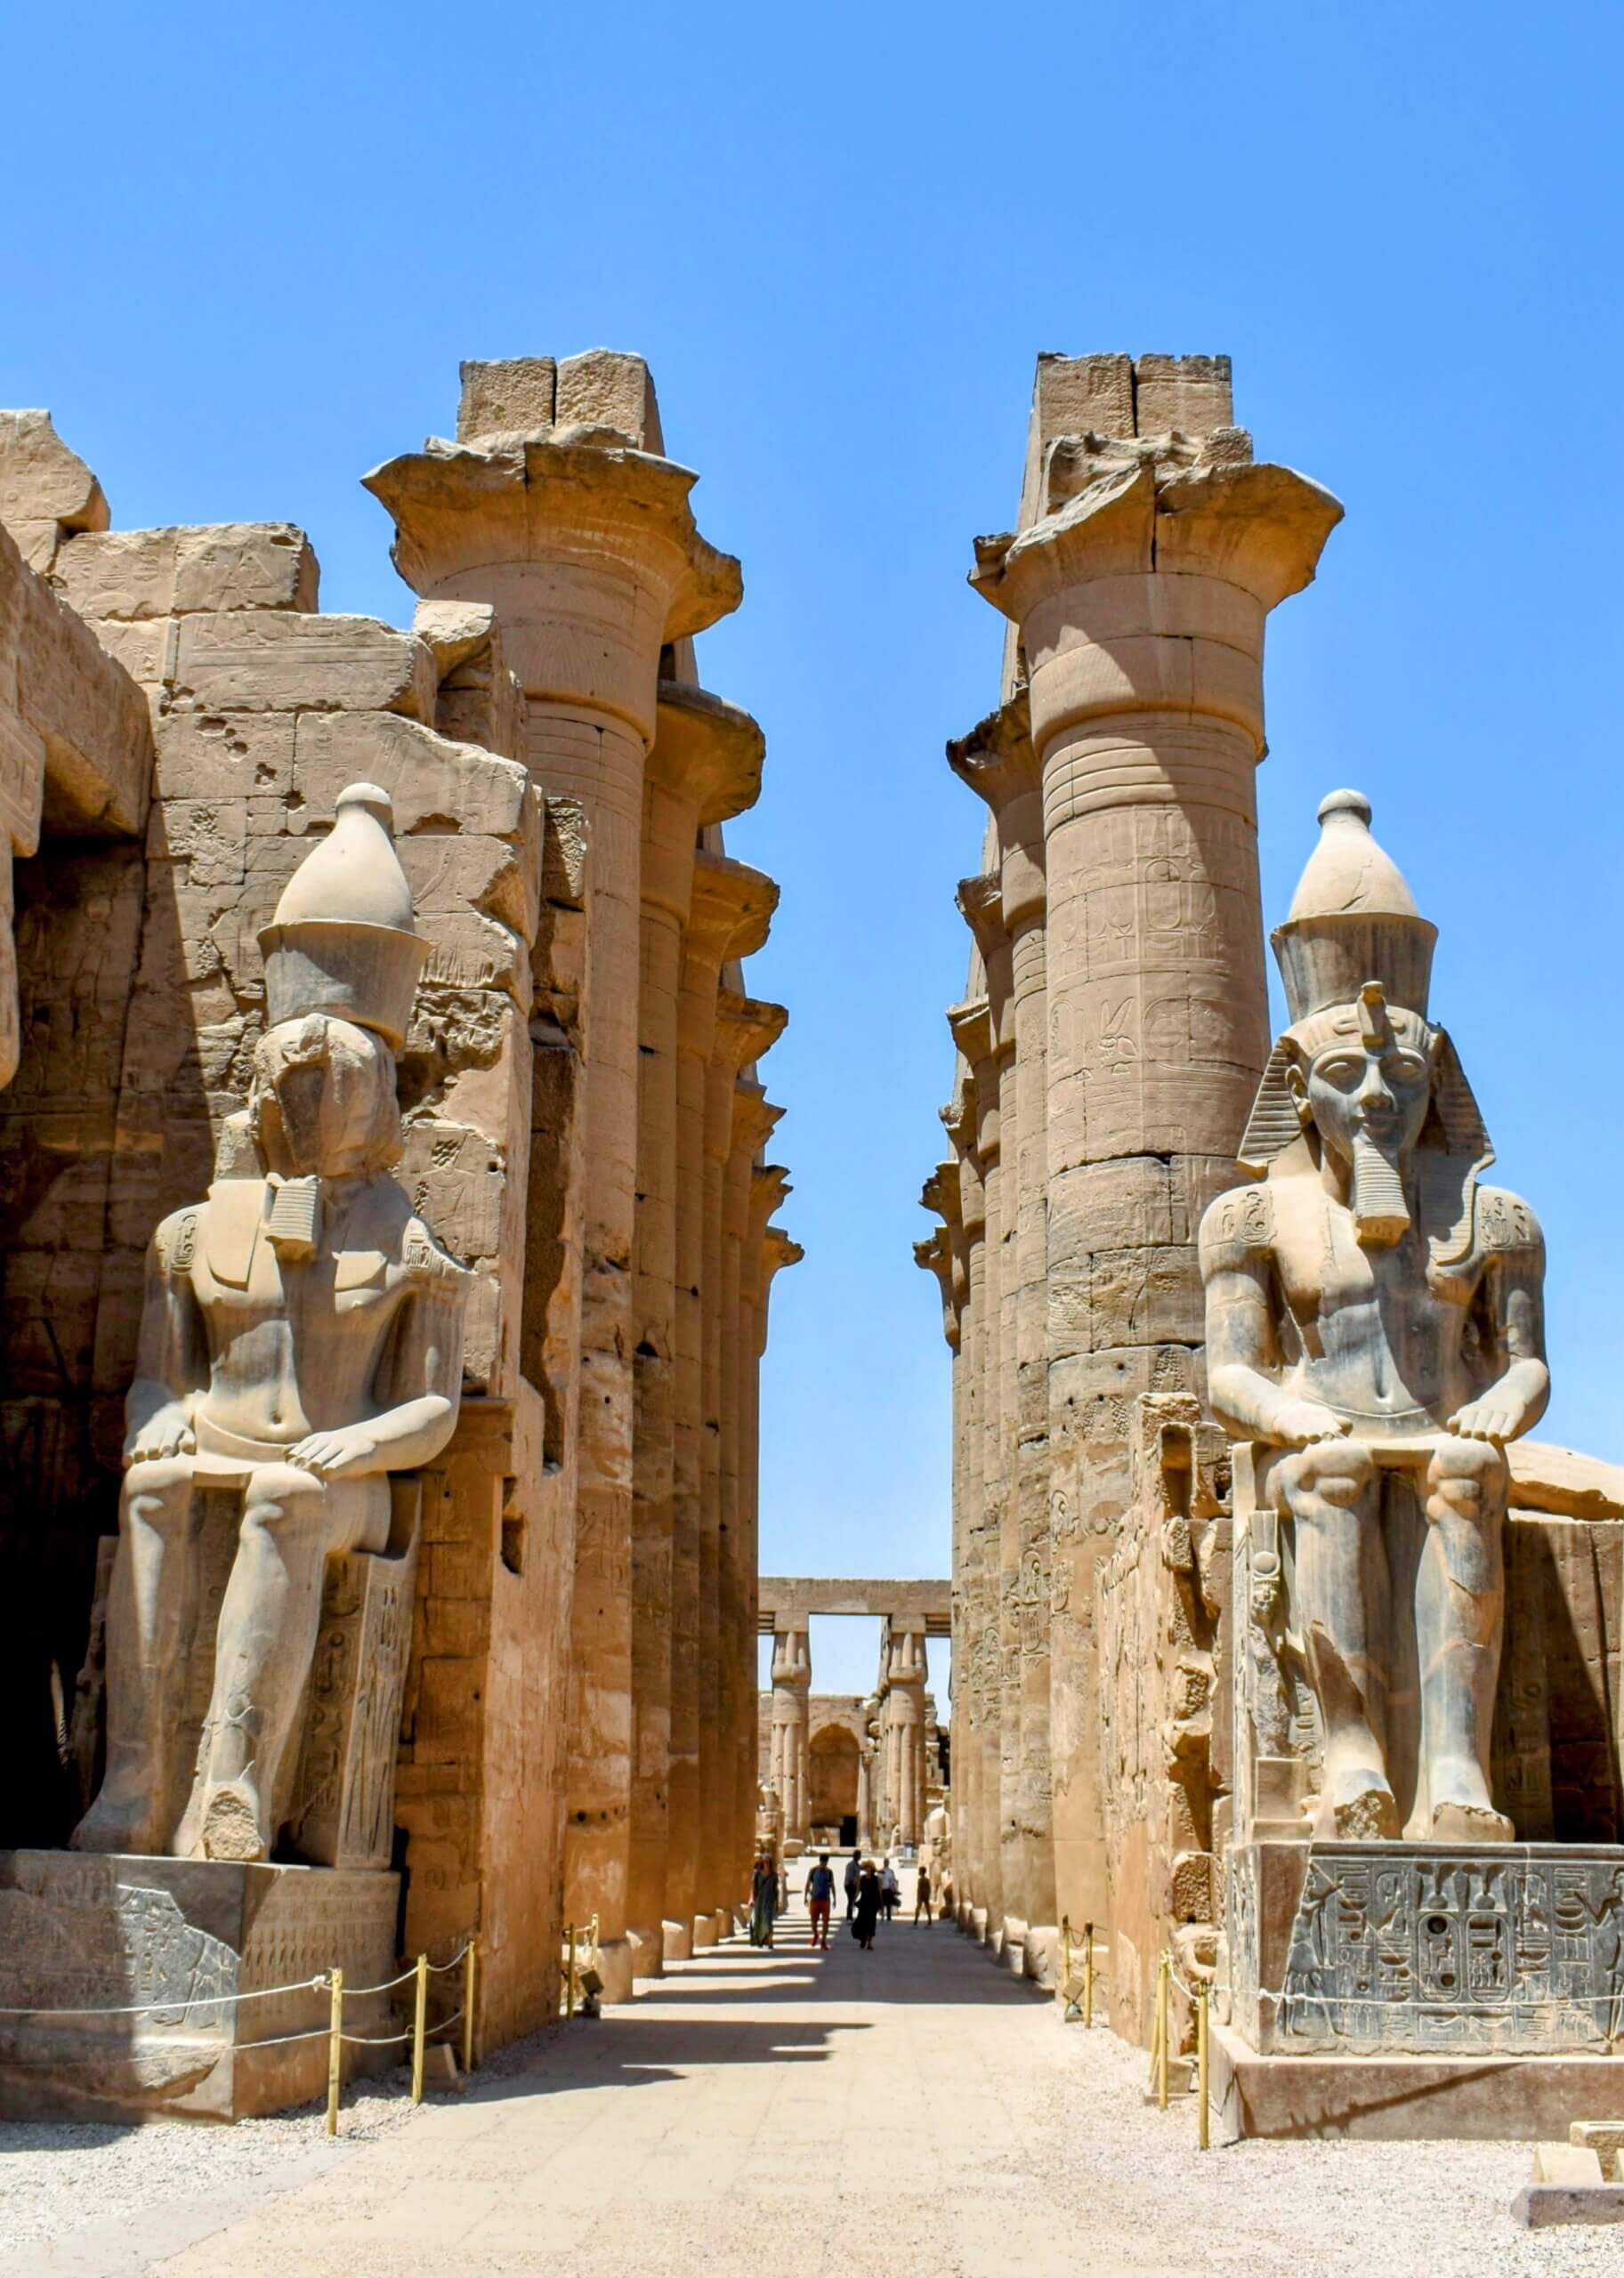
[1200, 790, 1547, 1845]
[73, 784, 468, 1865]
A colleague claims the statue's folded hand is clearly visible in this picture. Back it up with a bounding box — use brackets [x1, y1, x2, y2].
[1446, 1396, 1521, 1444]
[125, 1411, 196, 1464]
[287, 1426, 381, 1479]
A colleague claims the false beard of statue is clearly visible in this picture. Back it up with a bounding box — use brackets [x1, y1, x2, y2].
[265, 1174, 322, 1261]
[1350, 1132, 1411, 1246]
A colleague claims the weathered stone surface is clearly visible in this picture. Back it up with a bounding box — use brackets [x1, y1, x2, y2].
[0, 349, 791, 2096]
[54, 524, 319, 622]
[0, 409, 109, 570]
[0, 1850, 397, 2122]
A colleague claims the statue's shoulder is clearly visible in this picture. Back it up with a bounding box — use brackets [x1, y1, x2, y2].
[1198, 1181, 1276, 1274]
[150, 1201, 206, 1278]
[1472, 1183, 1543, 1258]
[401, 1213, 473, 1288]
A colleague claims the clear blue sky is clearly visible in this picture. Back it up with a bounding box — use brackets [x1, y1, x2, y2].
[8, 4, 1620, 1699]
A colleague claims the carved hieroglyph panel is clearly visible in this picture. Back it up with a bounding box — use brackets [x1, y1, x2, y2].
[1277, 1846, 1624, 2054]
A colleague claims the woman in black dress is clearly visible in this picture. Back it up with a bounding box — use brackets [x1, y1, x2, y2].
[852, 1862, 883, 1951]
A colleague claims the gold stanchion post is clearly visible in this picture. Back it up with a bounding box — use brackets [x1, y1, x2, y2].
[1156, 1951, 1170, 2111]
[1083, 1920, 1095, 2028]
[463, 1936, 479, 2073]
[565, 1922, 576, 2020]
[410, 1952, 429, 2104]
[1197, 1981, 1210, 2149]
[325, 1967, 343, 2137]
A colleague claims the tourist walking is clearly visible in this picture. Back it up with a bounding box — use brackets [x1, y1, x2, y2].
[749, 1854, 778, 1948]
[880, 1859, 901, 1921]
[805, 1852, 836, 1949]
[914, 1867, 933, 1923]
[844, 1851, 861, 1919]
[852, 1862, 883, 1951]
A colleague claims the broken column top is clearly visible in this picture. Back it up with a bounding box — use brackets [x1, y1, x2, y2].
[1015, 351, 1245, 534]
[456, 351, 665, 453]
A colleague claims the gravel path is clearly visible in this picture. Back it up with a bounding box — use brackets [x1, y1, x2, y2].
[0, 1880, 1615, 2274]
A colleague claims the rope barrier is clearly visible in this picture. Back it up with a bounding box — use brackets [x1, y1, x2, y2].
[0, 1974, 330, 2020]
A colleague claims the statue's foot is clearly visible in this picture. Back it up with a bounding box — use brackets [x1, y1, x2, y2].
[1431, 1797, 1515, 1845]
[1321, 1768, 1399, 1841]
[197, 1781, 270, 1863]
[69, 1792, 162, 1856]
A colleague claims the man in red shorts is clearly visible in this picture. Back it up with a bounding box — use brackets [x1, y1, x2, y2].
[804, 1852, 836, 1948]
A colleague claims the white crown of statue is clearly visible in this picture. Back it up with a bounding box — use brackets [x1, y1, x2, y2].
[1239, 788, 1491, 1187]
[1273, 788, 1438, 1027]
[257, 783, 427, 1051]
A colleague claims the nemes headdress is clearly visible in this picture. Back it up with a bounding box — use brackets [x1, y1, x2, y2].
[258, 784, 427, 1051]
[1238, 791, 1491, 1220]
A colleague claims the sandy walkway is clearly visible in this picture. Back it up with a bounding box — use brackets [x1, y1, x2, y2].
[0, 1876, 1612, 2275]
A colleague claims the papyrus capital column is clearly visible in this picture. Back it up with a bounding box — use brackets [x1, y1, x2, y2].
[769, 1621, 812, 1847]
[883, 1624, 929, 1848]
[367, 358, 744, 1996]
[634, 685, 766, 1968]
[686, 860, 778, 1935]
[967, 356, 1342, 1925]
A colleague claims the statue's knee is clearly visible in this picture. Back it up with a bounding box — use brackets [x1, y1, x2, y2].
[1298, 1437, 1375, 1509]
[1427, 1439, 1507, 1517]
[123, 1457, 194, 1514]
[241, 1463, 327, 1531]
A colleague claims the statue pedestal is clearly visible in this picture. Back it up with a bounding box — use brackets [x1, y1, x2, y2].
[0, 1851, 400, 2122]
[1217, 1838, 1624, 2137]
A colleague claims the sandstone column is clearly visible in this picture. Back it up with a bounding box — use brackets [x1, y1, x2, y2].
[634, 688, 764, 1973]
[948, 692, 1055, 1974]
[706, 998, 785, 1918]
[883, 1626, 930, 1847]
[948, 995, 1003, 1939]
[967, 352, 1341, 1925]
[744, 1167, 794, 1865]
[957, 877, 1027, 1952]
[941, 1081, 985, 1927]
[676, 852, 776, 1951]
[723, 1079, 782, 1884]
[368, 354, 743, 2000]
[769, 1622, 811, 1846]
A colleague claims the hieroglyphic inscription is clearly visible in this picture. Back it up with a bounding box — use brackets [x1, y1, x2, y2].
[1278, 1846, 1624, 2054]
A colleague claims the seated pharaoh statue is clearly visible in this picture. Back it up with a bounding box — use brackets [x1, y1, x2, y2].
[1199, 790, 1547, 1846]
[73, 784, 469, 1867]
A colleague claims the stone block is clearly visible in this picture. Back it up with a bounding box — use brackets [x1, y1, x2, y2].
[53, 524, 318, 621]
[0, 1851, 398, 2121]
[457, 358, 557, 440]
[554, 350, 663, 451]
[1132, 352, 1233, 439]
[0, 410, 109, 570]
[173, 614, 435, 721]
[293, 711, 529, 837]
[154, 710, 296, 801]
[1514, 2180, 1624, 2228]
[1210, 2019, 1624, 2143]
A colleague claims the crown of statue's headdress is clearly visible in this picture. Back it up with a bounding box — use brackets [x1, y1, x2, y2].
[257, 784, 426, 1050]
[1239, 789, 1494, 1237]
[1273, 788, 1437, 1026]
